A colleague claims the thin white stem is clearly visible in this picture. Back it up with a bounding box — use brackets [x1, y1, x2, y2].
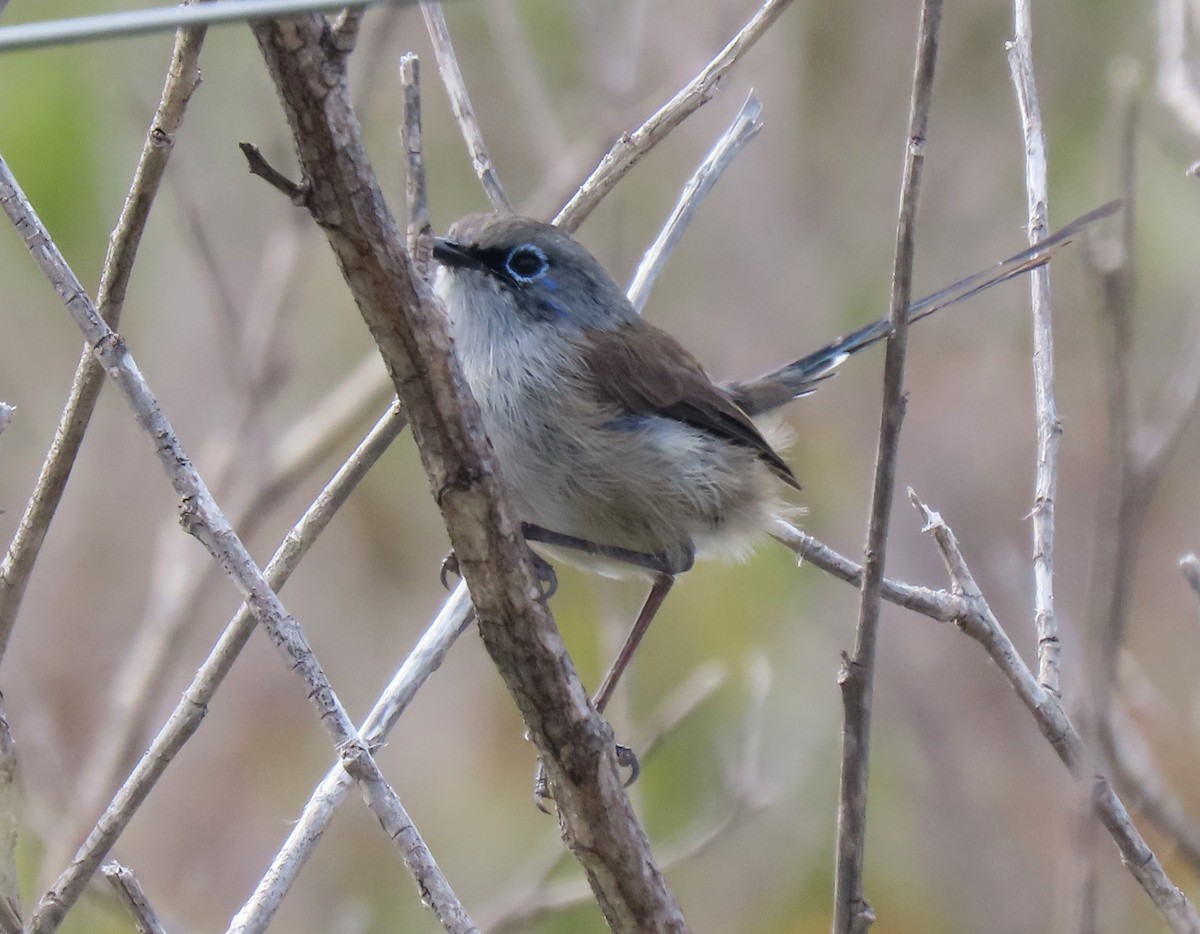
[0, 0, 407, 52]
[228, 583, 474, 933]
[1007, 0, 1061, 696]
[628, 93, 763, 313]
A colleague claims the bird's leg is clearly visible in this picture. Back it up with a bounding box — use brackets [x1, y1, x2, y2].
[533, 572, 677, 809]
[592, 573, 675, 716]
[521, 523, 684, 575]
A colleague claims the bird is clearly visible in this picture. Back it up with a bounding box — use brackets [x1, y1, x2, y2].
[432, 201, 1118, 788]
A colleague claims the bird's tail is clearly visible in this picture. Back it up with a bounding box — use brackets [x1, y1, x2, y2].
[727, 200, 1120, 416]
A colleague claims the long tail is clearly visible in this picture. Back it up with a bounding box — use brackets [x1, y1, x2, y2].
[727, 200, 1120, 416]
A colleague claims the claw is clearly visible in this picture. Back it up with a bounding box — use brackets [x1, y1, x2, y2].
[439, 551, 460, 590]
[528, 551, 558, 600]
[615, 744, 640, 787]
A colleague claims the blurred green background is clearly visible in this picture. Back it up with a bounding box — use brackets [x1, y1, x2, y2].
[1, 0, 1198, 931]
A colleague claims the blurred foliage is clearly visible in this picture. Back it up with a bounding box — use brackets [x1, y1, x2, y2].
[0, 0, 1198, 932]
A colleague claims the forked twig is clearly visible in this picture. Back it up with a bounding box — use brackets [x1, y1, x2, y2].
[909, 491, 1199, 933]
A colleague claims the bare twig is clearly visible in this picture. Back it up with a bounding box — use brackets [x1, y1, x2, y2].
[253, 16, 683, 930]
[102, 863, 167, 934]
[770, 519, 954, 621]
[47, 352, 392, 881]
[419, 0, 512, 212]
[833, 3, 941, 931]
[1007, 0, 1062, 696]
[909, 491, 1200, 933]
[0, 15, 204, 663]
[400, 53, 432, 274]
[0, 169, 464, 920]
[0, 0, 410, 52]
[35, 402, 408, 930]
[229, 582, 474, 932]
[1183, 554, 1200, 603]
[553, 0, 796, 233]
[627, 93, 763, 313]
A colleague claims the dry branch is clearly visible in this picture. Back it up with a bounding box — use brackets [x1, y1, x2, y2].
[0, 15, 205, 663]
[1007, 0, 1063, 695]
[250, 15, 684, 931]
[0, 161, 471, 932]
[833, 3, 941, 931]
[910, 492, 1200, 933]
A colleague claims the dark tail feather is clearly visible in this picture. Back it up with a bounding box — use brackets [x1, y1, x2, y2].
[728, 200, 1120, 416]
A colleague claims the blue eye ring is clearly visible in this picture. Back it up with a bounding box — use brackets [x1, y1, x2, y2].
[504, 244, 548, 283]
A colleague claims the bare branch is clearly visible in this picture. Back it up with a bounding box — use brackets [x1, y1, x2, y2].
[627, 93, 763, 313]
[0, 163, 466, 916]
[48, 353, 391, 879]
[252, 17, 684, 930]
[229, 583, 475, 931]
[0, 0, 408, 52]
[910, 492, 1200, 933]
[102, 863, 167, 934]
[1007, 0, 1062, 696]
[553, 0, 796, 232]
[419, 0, 512, 212]
[0, 16, 204, 663]
[770, 519, 955, 621]
[36, 402, 408, 928]
[834, 3, 941, 931]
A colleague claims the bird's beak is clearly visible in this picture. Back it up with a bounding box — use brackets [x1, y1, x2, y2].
[432, 237, 482, 271]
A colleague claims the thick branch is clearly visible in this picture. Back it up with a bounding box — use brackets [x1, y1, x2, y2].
[251, 16, 685, 931]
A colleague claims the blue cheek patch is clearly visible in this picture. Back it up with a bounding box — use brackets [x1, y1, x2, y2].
[536, 292, 569, 319]
[603, 415, 649, 432]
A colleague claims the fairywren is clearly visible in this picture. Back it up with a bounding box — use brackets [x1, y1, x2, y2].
[432, 204, 1116, 740]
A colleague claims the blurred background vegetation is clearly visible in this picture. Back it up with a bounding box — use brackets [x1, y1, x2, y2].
[1, 0, 1198, 931]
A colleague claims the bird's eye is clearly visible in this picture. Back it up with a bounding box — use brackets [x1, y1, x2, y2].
[504, 244, 548, 282]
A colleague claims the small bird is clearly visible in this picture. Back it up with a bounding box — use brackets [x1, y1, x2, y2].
[432, 202, 1117, 781]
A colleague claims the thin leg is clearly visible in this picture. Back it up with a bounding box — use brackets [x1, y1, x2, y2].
[592, 573, 675, 714]
[532, 572, 676, 808]
[522, 523, 692, 576]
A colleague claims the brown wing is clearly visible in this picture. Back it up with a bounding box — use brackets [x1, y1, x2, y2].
[580, 324, 801, 490]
